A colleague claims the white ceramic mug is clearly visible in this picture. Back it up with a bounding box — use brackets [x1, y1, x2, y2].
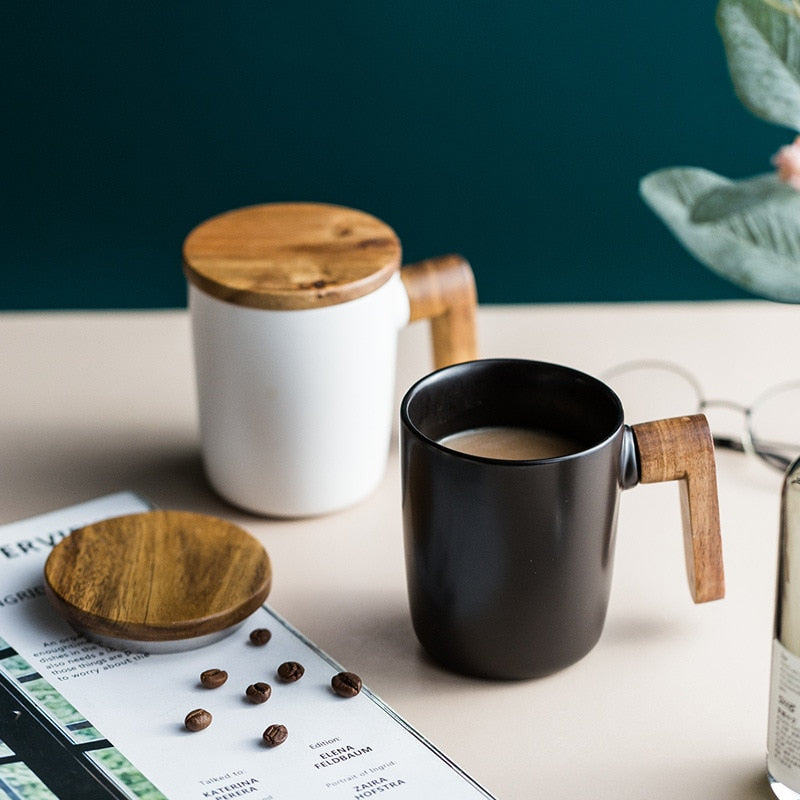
[183, 202, 477, 517]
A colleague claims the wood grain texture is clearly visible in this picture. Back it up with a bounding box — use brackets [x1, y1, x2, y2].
[182, 202, 402, 310]
[44, 511, 271, 642]
[400, 253, 478, 368]
[182, 202, 479, 367]
[632, 414, 725, 604]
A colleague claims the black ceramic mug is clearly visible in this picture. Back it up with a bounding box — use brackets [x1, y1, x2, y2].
[400, 358, 725, 680]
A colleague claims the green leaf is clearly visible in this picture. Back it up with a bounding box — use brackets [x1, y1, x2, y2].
[690, 172, 798, 221]
[717, 0, 800, 129]
[640, 166, 800, 301]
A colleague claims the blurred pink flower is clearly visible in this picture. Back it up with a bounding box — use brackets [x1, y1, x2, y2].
[772, 135, 800, 190]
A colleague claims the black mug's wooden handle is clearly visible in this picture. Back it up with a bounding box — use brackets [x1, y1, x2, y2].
[631, 414, 725, 603]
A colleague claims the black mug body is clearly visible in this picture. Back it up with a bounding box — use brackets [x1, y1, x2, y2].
[400, 359, 628, 679]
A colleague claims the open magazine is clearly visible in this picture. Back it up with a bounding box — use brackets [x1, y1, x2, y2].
[0, 492, 496, 800]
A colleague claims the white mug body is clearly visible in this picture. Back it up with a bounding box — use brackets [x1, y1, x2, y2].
[189, 273, 411, 516]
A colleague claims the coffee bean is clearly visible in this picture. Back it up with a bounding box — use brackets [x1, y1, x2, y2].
[200, 668, 228, 689]
[245, 682, 272, 704]
[331, 671, 362, 698]
[262, 723, 288, 747]
[277, 661, 304, 682]
[249, 628, 272, 646]
[184, 708, 212, 732]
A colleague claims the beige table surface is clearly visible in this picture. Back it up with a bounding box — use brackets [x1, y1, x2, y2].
[1, 300, 795, 799]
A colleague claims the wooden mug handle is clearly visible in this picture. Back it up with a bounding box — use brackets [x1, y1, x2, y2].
[400, 254, 478, 368]
[631, 414, 725, 603]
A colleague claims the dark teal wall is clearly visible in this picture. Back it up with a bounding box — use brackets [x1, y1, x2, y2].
[3, 1, 782, 310]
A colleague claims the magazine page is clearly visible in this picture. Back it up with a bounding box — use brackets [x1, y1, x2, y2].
[0, 492, 495, 800]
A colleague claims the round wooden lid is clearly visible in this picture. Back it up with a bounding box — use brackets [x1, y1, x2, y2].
[44, 511, 272, 651]
[182, 202, 403, 310]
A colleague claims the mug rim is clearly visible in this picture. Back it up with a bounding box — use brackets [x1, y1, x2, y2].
[400, 357, 625, 465]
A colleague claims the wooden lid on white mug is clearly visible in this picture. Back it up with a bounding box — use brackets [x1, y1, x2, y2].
[44, 511, 272, 652]
[182, 202, 403, 310]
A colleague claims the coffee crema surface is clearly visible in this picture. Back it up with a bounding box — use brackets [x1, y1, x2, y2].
[438, 426, 583, 461]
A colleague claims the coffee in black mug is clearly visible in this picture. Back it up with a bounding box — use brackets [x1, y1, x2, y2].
[400, 358, 725, 680]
